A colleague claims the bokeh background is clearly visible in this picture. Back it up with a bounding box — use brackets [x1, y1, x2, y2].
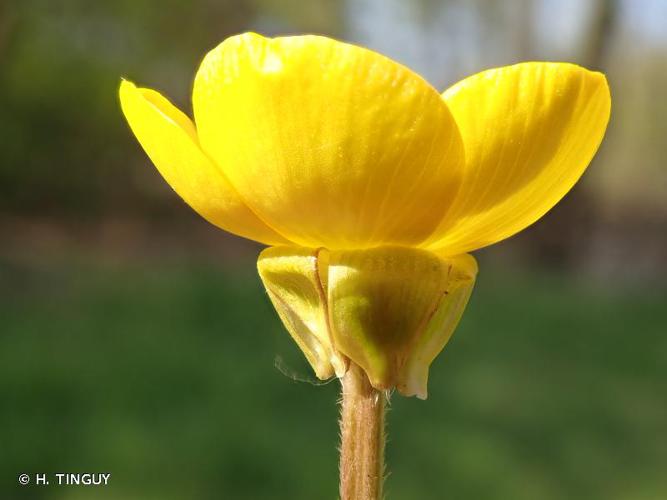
[2, 0, 666, 498]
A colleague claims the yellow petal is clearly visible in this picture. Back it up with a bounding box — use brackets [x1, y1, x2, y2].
[257, 246, 347, 379]
[425, 62, 611, 255]
[193, 33, 464, 249]
[119, 80, 288, 245]
[326, 247, 476, 394]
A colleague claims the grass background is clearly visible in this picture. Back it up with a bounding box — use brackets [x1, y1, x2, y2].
[2, 250, 665, 500]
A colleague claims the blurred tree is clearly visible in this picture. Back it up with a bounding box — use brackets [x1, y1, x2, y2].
[0, 1, 229, 220]
[0, 0, 345, 222]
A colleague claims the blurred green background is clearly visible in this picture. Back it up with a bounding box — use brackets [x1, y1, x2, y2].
[1, 0, 666, 499]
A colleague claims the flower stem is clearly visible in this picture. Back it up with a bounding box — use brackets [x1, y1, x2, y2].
[339, 362, 386, 500]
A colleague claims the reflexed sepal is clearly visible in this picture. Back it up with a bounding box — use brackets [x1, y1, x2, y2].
[257, 246, 347, 379]
[327, 247, 476, 397]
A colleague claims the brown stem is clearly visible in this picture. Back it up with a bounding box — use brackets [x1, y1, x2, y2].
[339, 362, 386, 500]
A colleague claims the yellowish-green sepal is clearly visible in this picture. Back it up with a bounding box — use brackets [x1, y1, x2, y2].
[257, 246, 348, 379]
[327, 247, 476, 396]
[258, 245, 476, 398]
[398, 253, 477, 398]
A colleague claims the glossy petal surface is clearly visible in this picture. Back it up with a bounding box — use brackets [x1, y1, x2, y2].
[119, 80, 288, 245]
[426, 62, 611, 255]
[193, 33, 464, 249]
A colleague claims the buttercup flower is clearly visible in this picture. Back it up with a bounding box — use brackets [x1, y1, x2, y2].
[120, 32, 610, 399]
[120, 32, 610, 498]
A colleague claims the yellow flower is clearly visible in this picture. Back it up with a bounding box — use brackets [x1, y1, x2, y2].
[119, 33, 610, 398]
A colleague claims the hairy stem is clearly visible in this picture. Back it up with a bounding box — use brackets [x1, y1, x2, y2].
[339, 362, 386, 500]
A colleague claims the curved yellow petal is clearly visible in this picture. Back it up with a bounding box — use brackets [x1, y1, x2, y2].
[425, 62, 611, 255]
[193, 33, 464, 250]
[119, 80, 289, 245]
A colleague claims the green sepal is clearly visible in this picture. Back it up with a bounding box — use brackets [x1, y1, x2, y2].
[327, 247, 477, 397]
[257, 246, 347, 379]
[257, 245, 477, 398]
